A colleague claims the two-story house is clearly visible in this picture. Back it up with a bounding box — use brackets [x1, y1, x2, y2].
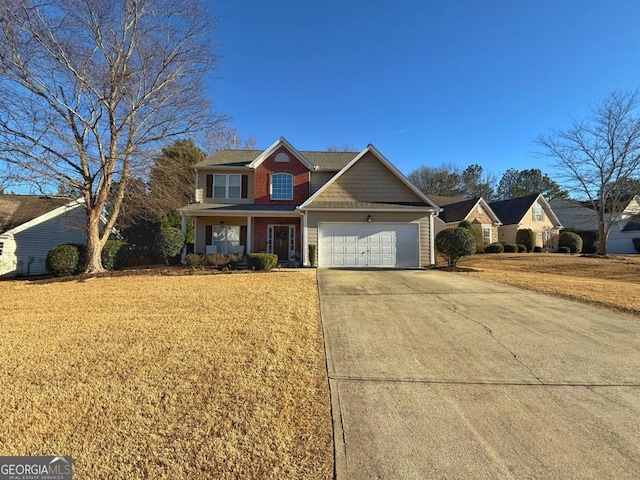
[178, 137, 440, 267]
[489, 193, 563, 250]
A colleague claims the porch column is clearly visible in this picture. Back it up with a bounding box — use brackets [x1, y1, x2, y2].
[429, 213, 435, 265]
[246, 215, 252, 254]
[180, 214, 187, 263]
[301, 211, 308, 266]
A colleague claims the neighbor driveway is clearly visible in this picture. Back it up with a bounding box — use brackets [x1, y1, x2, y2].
[318, 269, 640, 479]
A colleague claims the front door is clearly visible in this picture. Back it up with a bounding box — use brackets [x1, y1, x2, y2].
[273, 226, 289, 261]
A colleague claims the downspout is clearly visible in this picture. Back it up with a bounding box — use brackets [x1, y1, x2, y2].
[429, 212, 435, 265]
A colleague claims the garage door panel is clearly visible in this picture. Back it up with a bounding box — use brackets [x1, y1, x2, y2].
[319, 223, 418, 268]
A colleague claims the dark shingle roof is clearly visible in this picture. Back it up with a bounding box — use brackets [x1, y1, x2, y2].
[432, 197, 481, 223]
[622, 215, 640, 231]
[489, 193, 540, 225]
[178, 203, 298, 214]
[0, 195, 73, 234]
[193, 149, 357, 170]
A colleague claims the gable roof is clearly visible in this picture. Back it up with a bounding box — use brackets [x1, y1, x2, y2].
[489, 193, 561, 226]
[0, 195, 77, 234]
[248, 137, 315, 170]
[549, 198, 598, 231]
[429, 196, 499, 224]
[192, 148, 357, 170]
[299, 144, 440, 211]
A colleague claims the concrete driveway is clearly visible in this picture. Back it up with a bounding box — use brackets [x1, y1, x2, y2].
[318, 269, 640, 479]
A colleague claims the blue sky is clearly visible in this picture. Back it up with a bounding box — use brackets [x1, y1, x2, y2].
[207, 1, 640, 179]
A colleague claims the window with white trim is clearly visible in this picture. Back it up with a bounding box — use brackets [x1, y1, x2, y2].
[214, 174, 242, 199]
[482, 226, 491, 245]
[270, 173, 293, 200]
[533, 204, 544, 222]
[212, 225, 241, 253]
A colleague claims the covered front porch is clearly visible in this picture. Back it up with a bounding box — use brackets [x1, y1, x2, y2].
[179, 204, 303, 264]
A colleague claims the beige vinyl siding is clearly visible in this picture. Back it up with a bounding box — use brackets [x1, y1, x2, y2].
[310, 171, 337, 195]
[306, 211, 432, 266]
[310, 152, 423, 204]
[196, 170, 254, 204]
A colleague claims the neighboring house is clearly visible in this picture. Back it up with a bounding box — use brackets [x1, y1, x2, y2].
[429, 195, 502, 246]
[178, 137, 441, 267]
[607, 195, 640, 254]
[0, 195, 88, 276]
[549, 198, 599, 252]
[489, 193, 563, 250]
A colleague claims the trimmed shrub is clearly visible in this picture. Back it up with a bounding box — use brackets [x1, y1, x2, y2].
[485, 242, 504, 254]
[154, 227, 185, 264]
[503, 243, 518, 253]
[46, 244, 81, 276]
[516, 228, 535, 253]
[633, 238, 640, 253]
[101, 240, 127, 271]
[559, 231, 583, 254]
[457, 220, 472, 229]
[533, 246, 543, 253]
[516, 244, 528, 253]
[558, 246, 571, 254]
[308, 245, 317, 267]
[435, 227, 476, 267]
[185, 253, 202, 267]
[206, 253, 242, 268]
[247, 253, 278, 271]
[565, 229, 598, 254]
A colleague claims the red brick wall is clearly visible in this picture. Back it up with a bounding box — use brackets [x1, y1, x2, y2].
[254, 146, 310, 205]
[253, 217, 301, 253]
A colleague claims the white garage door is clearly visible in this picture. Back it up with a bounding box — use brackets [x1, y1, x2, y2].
[318, 223, 419, 267]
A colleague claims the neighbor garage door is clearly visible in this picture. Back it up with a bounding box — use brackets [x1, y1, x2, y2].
[318, 223, 419, 267]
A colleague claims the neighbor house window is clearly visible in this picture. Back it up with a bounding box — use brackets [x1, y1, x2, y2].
[533, 204, 544, 222]
[482, 226, 491, 245]
[0, 242, 3, 256]
[270, 173, 293, 200]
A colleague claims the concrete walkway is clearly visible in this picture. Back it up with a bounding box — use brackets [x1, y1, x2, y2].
[318, 269, 640, 479]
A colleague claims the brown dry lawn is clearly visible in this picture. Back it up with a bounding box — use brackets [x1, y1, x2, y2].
[458, 253, 640, 316]
[0, 271, 332, 479]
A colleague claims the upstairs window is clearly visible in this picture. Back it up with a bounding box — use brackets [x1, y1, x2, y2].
[270, 173, 293, 200]
[533, 204, 544, 222]
[206, 174, 248, 199]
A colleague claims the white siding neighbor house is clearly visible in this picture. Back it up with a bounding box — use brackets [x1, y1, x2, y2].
[0, 195, 88, 277]
[607, 195, 640, 254]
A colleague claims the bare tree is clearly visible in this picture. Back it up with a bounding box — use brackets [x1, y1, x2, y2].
[408, 163, 497, 199]
[0, 0, 220, 272]
[203, 126, 257, 155]
[535, 90, 640, 254]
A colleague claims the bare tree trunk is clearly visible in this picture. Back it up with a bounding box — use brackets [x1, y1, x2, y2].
[597, 209, 607, 255]
[85, 209, 106, 273]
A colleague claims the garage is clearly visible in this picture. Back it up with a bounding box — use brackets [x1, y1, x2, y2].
[318, 223, 419, 267]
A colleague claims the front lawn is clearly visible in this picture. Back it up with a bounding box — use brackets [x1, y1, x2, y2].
[0, 271, 332, 479]
[460, 253, 640, 316]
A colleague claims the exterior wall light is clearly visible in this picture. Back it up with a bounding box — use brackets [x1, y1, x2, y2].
[367, 215, 372, 223]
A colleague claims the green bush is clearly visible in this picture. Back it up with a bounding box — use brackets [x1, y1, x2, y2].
[457, 220, 472, 229]
[101, 240, 127, 271]
[558, 246, 571, 253]
[533, 246, 543, 253]
[516, 244, 528, 253]
[154, 226, 185, 264]
[247, 253, 278, 271]
[516, 228, 535, 253]
[559, 231, 583, 254]
[485, 242, 504, 254]
[633, 238, 640, 253]
[308, 245, 317, 267]
[503, 243, 518, 253]
[185, 253, 202, 267]
[46, 244, 82, 276]
[435, 227, 476, 267]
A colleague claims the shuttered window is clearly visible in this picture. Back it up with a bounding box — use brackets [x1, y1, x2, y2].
[205, 174, 248, 199]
